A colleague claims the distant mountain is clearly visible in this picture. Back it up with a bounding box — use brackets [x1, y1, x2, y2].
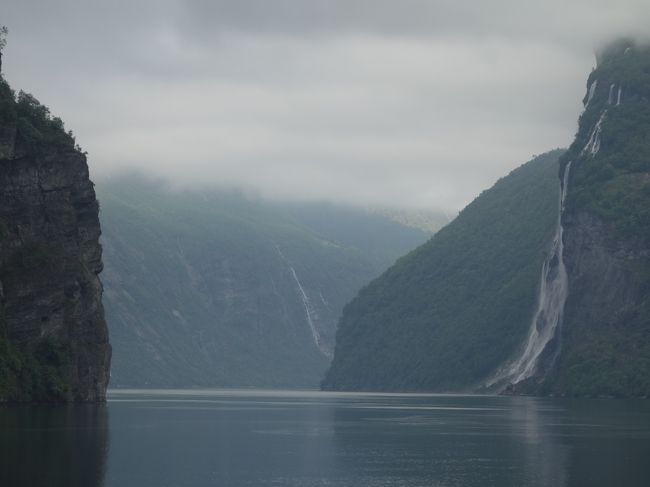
[322, 149, 564, 392]
[98, 177, 437, 388]
[368, 208, 451, 234]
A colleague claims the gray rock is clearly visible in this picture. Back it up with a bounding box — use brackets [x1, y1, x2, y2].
[0, 142, 111, 402]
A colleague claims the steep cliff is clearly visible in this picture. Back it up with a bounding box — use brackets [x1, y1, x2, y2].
[322, 40, 650, 397]
[0, 77, 110, 402]
[512, 40, 650, 397]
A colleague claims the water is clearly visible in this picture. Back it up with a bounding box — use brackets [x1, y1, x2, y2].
[2, 389, 650, 487]
[581, 110, 607, 156]
[275, 245, 331, 358]
[608, 83, 616, 105]
[485, 162, 572, 389]
[584, 80, 598, 110]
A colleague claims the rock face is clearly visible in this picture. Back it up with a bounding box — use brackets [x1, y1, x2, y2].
[509, 211, 650, 396]
[504, 40, 650, 397]
[557, 212, 649, 391]
[0, 79, 110, 402]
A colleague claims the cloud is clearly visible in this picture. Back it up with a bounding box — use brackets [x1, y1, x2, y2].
[2, 0, 649, 210]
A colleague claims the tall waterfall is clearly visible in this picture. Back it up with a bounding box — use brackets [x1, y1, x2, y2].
[275, 245, 332, 358]
[485, 162, 572, 389]
[483, 76, 614, 391]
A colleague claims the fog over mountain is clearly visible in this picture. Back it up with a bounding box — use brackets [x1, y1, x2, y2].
[2, 0, 650, 210]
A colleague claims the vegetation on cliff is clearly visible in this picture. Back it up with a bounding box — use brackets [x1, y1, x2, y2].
[0, 77, 77, 150]
[0, 74, 109, 403]
[566, 41, 650, 241]
[0, 338, 71, 402]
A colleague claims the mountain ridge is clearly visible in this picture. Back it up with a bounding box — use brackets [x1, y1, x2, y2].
[98, 175, 438, 388]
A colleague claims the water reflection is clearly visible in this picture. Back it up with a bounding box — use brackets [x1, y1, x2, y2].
[104, 389, 340, 486]
[0, 404, 108, 487]
[507, 396, 569, 487]
[331, 394, 650, 487]
[1, 391, 650, 487]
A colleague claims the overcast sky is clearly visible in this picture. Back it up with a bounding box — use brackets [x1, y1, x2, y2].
[2, 1, 650, 211]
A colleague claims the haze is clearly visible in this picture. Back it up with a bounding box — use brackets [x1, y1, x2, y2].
[2, 0, 650, 211]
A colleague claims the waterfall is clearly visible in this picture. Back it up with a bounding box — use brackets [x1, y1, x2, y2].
[484, 97, 610, 390]
[616, 86, 622, 106]
[275, 245, 331, 358]
[581, 110, 607, 156]
[608, 84, 616, 105]
[585, 80, 598, 109]
[483, 79, 614, 391]
[484, 162, 572, 389]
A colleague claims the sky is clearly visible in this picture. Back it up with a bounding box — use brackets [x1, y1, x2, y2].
[2, 1, 650, 211]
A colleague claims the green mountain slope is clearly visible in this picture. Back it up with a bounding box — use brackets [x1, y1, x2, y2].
[322, 149, 564, 391]
[97, 177, 435, 388]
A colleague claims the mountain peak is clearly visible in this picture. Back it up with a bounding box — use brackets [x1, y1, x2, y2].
[595, 38, 637, 66]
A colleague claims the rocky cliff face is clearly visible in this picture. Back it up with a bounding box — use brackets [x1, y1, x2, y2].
[511, 40, 650, 397]
[0, 78, 110, 402]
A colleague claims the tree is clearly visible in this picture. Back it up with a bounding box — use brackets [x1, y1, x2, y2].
[0, 26, 8, 74]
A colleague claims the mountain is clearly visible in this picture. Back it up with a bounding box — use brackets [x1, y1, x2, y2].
[98, 177, 437, 388]
[511, 40, 650, 397]
[322, 149, 564, 392]
[0, 78, 110, 402]
[324, 39, 650, 398]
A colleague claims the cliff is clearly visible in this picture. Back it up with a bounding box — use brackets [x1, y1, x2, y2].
[0, 77, 110, 402]
[323, 40, 650, 397]
[513, 40, 650, 396]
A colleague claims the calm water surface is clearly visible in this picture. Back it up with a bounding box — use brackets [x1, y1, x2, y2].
[1, 389, 650, 486]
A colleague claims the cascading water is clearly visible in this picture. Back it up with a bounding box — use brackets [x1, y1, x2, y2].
[581, 110, 607, 156]
[275, 245, 332, 358]
[484, 162, 572, 389]
[484, 88, 613, 391]
[584, 80, 598, 110]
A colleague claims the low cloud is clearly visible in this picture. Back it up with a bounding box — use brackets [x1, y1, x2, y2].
[3, 0, 649, 210]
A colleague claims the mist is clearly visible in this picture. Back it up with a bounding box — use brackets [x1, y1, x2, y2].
[2, 0, 650, 211]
